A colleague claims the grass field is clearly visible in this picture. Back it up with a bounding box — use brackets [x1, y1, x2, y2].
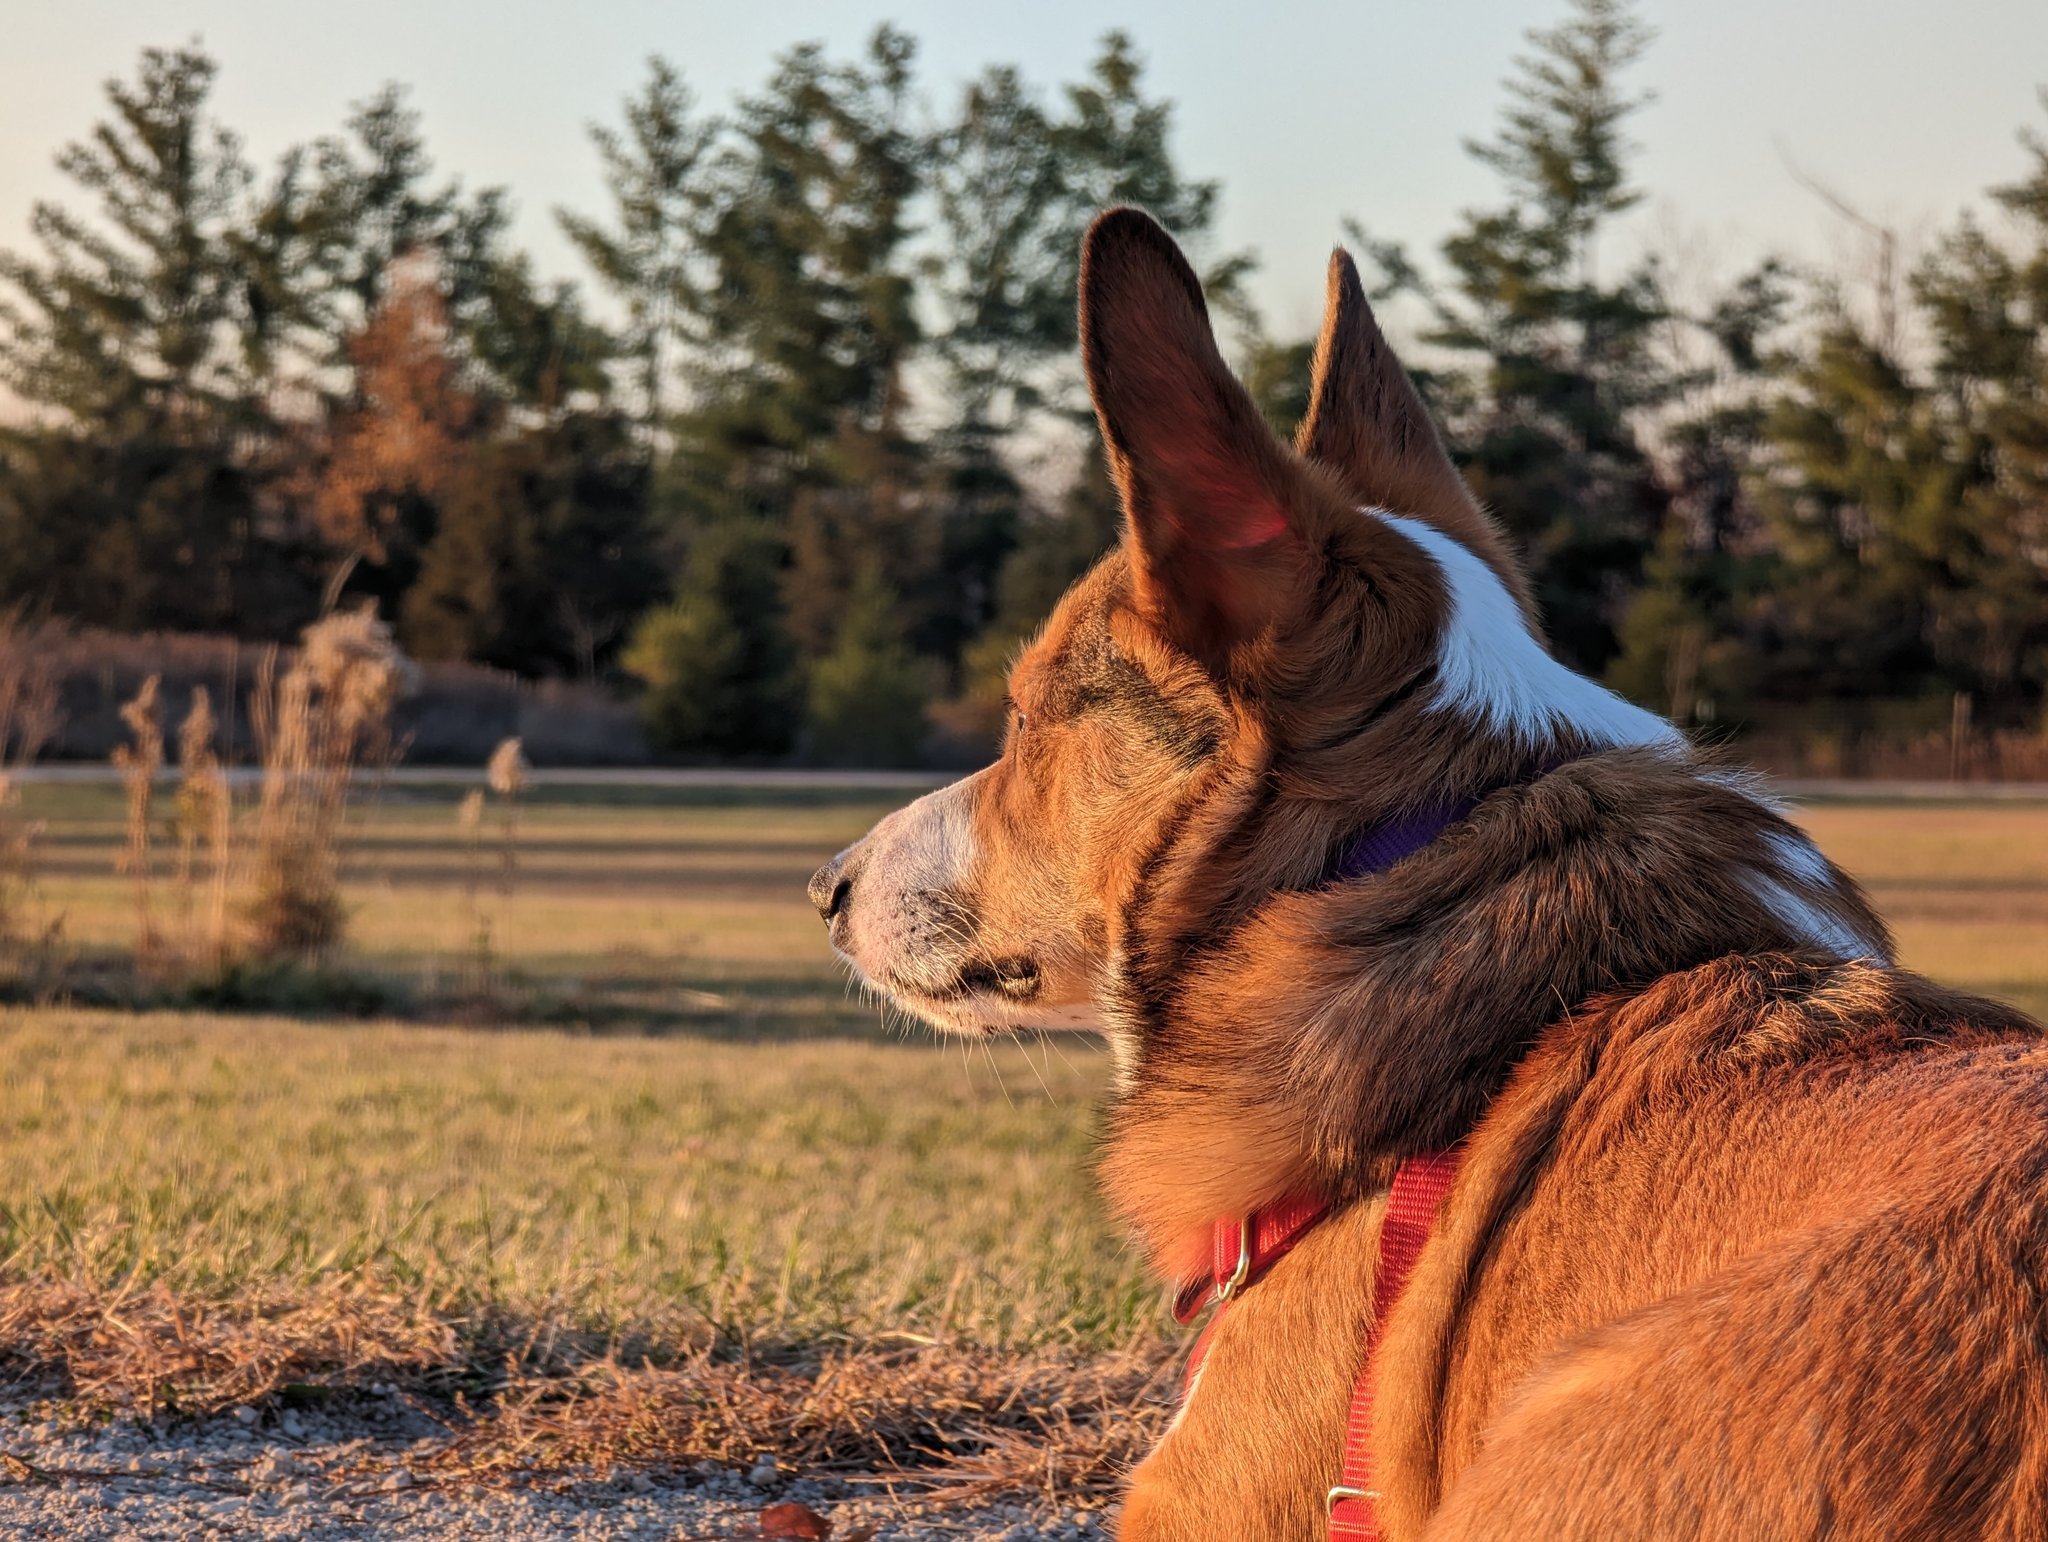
[0, 780, 2042, 1421]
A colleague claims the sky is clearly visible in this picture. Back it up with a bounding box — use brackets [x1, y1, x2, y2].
[1, 0, 2045, 343]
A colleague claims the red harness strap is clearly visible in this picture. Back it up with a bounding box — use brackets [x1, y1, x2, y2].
[1172, 1193, 1333, 1325]
[1174, 1148, 1464, 1542]
[1327, 1148, 1463, 1541]
[1174, 1192, 1332, 1392]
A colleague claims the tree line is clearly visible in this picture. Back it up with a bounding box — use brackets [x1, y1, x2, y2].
[1, 1, 2044, 763]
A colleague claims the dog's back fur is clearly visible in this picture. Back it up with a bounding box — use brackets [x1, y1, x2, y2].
[812, 207, 2048, 1540]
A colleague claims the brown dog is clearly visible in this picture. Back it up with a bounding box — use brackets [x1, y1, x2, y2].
[809, 206, 2048, 1540]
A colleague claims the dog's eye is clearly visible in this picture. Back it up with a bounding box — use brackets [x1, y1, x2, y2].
[1007, 706, 1029, 743]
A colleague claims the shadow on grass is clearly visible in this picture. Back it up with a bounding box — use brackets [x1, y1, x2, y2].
[0, 948, 900, 1042]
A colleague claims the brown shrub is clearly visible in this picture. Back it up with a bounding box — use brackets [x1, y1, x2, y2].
[38, 630, 646, 766]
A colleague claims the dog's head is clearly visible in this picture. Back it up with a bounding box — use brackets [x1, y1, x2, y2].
[808, 208, 1675, 1048]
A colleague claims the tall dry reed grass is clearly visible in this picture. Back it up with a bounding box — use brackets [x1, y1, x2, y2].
[457, 736, 529, 1003]
[110, 674, 245, 977]
[111, 673, 165, 965]
[242, 610, 414, 961]
[175, 686, 232, 969]
[0, 611, 66, 984]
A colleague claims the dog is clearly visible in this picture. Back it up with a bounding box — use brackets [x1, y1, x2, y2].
[808, 206, 2048, 1540]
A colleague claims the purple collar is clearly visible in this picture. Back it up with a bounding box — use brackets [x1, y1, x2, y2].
[1332, 795, 1488, 880]
[1329, 756, 1580, 883]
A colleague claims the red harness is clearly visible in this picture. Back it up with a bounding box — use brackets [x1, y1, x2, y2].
[1174, 1149, 1464, 1542]
[1162, 783, 1539, 1532]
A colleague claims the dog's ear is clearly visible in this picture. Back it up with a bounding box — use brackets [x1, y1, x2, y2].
[1080, 207, 1309, 666]
[1297, 249, 1532, 611]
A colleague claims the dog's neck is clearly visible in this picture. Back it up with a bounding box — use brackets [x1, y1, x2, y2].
[1098, 745, 1891, 1277]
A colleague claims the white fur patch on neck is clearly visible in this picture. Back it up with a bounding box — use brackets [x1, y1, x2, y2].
[1754, 830, 1890, 964]
[1373, 511, 1684, 751]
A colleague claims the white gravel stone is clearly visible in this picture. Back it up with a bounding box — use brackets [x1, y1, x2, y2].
[0, 1400, 1093, 1541]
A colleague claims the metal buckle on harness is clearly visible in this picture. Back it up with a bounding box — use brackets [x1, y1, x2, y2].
[1326, 1484, 1377, 1514]
[1215, 1215, 1254, 1304]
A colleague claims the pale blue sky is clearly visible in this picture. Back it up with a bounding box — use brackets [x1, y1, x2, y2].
[2, 1, 2045, 338]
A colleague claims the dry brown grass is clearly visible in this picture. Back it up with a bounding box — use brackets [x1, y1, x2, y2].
[467, 738, 530, 1001]
[424, 1344, 1172, 1501]
[0, 612, 64, 772]
[0, 1278, 455, 1419]
[0, 1275, 1172, 1503]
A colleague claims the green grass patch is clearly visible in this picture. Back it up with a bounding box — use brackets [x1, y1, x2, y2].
[0, 1007, 1148, 1353]
[0, 781, 2038, 1362]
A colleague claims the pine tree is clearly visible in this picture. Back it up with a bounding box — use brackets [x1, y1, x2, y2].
[0, 44, 301, 630]
[1907, 103, 2048, 714]
[0, 46, 253, 419]
[401, 443, 532, 664]
[1607, 258, 1792, 721]
[925, 35, 1243, 449]
[557, 58, 715, 436]
[927, 66, 1071, 455]
[623, 520, 801, 755]
[1750, 323, 1959, 705]
[649, 28, 931, 743]
[1431, 0, 1672, 673]
[675, 25, 922, 519]
[805, 564, 931, 766]
[944, 34, 1247, 731]
[301, 86, 512, 356]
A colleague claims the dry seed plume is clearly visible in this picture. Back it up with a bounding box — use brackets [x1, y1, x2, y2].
[242, 609, 414, 960]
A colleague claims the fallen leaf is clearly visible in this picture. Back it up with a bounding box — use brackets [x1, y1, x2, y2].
[759, 1500, 832, 1540]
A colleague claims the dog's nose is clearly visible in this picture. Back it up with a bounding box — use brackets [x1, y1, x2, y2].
[808, 856, 852, 924]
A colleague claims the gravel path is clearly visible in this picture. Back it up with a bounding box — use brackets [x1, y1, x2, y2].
[0, 1398, 1109, 1540]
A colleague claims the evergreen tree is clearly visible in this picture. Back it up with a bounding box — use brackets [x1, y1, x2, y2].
[1431, 0, 1672, 673]
[675, 27, 921, 518]
[401, 441, 533, 665]
[943, 34, 1247, 731]
[645, 29, 928, 713]
[558, 58, 715, 435]
[1907, 104, 2048, 713]
[927, 66, 1071, 456]
[1607, 258, 1792, 721]
[805, 564, 931, 766]
[1758, 313, 1972, 709]
[400, 409, 655, 679]
[0, 44, 305, 631]
[301, 86, 512, 357]
[926, 35, 1244, 448]
[623, 520, 801, 755]
[916, 64, 1069, 666]
[1736, 99, 2048, 725]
